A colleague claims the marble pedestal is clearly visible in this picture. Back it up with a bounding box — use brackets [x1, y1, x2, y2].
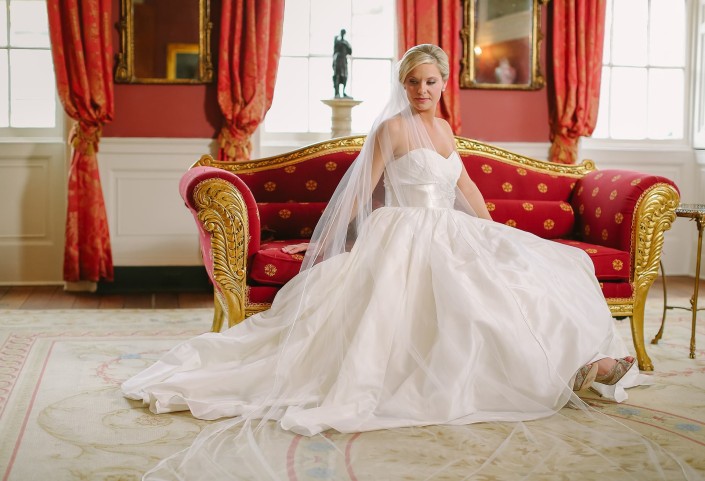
[321, 98, 363, 138]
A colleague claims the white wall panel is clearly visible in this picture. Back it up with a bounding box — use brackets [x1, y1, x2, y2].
[99, 138, 217, 266]
[493, 142, 551, 161]
[0, 143, 65, 284]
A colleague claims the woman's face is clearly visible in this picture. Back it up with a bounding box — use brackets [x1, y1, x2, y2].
[403, 63, 446, 113]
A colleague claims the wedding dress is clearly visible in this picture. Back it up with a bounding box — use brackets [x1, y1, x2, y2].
[124, 148, 641, 430]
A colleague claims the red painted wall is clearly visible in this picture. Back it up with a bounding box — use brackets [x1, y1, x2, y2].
[459, 88, 549, 142]
[104, 1, 550, 143]
[458, 4, 550, 142]
[103, 0, 222, 138]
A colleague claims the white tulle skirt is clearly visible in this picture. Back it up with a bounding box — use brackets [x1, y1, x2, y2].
[121, 207, 704, 480]
[123, 207, 643, 430]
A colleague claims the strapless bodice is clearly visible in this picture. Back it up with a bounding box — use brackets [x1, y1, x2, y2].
[384, 149, 462, 208]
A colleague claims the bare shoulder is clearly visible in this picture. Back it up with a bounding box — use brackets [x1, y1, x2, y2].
[437, 118, 455, 138]
[436, 118, 456, 152]
[379, 115, 403, 136]
[376, 115, 405, 152]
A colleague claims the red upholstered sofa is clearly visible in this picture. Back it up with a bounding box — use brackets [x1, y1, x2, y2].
[180, 136, 679, 371]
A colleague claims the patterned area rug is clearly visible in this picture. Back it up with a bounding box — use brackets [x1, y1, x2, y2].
[1, 302, 703, 480]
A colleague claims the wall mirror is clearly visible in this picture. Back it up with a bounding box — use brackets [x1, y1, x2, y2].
[115, 0, 214, 84]
[460, 0, 548, 90]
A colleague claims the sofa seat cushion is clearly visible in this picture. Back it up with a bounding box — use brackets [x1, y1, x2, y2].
[552, 239, 630, 281]
[249, 239, 308, 285]
[486, 199, 575, 239]
[250, 236, 630, 286]
[597, 281, 633, 299]
[248, 285, 279, 304]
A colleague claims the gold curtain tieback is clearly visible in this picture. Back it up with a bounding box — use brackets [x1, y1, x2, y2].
[69, 123, 103, 156]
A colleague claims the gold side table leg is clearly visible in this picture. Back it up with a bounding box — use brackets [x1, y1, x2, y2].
[652, 260, 668, 344]
[689, 218, 704, 359]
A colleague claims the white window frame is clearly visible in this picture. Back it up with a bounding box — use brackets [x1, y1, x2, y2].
[583, 0, 694, 151]
[693, 0, 705, 148]
[258, 1, 396, 156]
[0, 0, 63, 141]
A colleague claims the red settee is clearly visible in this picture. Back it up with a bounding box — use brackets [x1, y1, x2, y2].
[180, 136, 679, 371]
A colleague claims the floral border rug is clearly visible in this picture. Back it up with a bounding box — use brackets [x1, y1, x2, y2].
[0, 304, 703, 480]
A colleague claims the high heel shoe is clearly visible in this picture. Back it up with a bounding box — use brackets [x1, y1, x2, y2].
[595, 357, 636, 385]
[573, 363, 598, 391]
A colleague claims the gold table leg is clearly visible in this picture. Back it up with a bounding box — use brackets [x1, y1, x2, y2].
[689, 217, 704, 359]
[651, 260, 668, 344]
[651, 214, 704, 358]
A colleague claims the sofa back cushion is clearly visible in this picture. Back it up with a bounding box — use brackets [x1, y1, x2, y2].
[258, 202, 327, 240]
[237, 151, 357, 241]
[485, 199, 575, 239]
[460, 154, 576, 201]
[238, 152, 356, 203]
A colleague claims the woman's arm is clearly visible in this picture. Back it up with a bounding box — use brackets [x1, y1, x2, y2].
[438, 120, 492, 221]
[456, 165, 493, 220]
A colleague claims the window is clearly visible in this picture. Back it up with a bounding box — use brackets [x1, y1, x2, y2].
[592, 0, 687, 141]
[264, 0, 396, 137]
[694, 0, 705, 147]
[0, 0, 60, 136]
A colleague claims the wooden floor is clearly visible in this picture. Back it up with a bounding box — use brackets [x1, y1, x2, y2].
[0, 285, 213, 310]
[0, 276, 700, 310]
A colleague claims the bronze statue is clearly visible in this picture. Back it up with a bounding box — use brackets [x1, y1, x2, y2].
[333, 29, 352, 98]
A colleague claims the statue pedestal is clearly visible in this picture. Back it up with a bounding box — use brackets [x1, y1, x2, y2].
[321, 98, 363, 138]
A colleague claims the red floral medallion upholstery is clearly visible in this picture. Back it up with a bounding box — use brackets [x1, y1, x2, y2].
[485, 199, 575, 239]
[249, 239, 309, 285]
[240, 153, 356, 203]
[464, 155, 575, 200]
[258, 203, 326, 241]
[552, 239, 630, 282]
[571, 170, 673, 251]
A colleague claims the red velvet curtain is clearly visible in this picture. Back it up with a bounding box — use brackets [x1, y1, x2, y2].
[397, 0, 462, 134]
[47, 0, 114, 282]
[549, 0, 607, 164]
[218, 0, 285, 162]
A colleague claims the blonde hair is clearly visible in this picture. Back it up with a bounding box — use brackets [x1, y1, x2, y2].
[398, 44, 450, 83]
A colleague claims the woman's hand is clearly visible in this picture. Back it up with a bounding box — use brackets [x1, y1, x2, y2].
[281, 243, 309, 254]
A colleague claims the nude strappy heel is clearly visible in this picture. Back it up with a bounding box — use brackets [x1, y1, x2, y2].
[573, 363, 598, 391]
[595, 357, 635, 385]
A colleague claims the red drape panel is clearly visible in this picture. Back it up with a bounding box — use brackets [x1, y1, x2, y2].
[218, 0, 285, 162]
[397, 0, 462, 134]
[549, 0, 607, 164]
[47, 0, 114, 282]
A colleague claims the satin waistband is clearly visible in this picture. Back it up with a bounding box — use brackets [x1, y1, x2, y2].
[385, 184, 455, 209]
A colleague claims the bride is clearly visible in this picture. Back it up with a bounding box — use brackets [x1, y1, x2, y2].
[122, 45, 697, 480]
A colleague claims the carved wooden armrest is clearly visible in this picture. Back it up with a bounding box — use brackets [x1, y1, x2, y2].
[572, 169, 679, 370]
[180, 166, 260, 330]
[627, 182, 679, 370]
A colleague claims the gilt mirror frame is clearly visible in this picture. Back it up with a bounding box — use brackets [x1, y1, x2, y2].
[460, 0, 548, 90]
[115, 0, 214, 84]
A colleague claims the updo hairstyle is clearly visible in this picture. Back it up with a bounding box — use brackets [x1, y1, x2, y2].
[398, 44, 450, 83]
